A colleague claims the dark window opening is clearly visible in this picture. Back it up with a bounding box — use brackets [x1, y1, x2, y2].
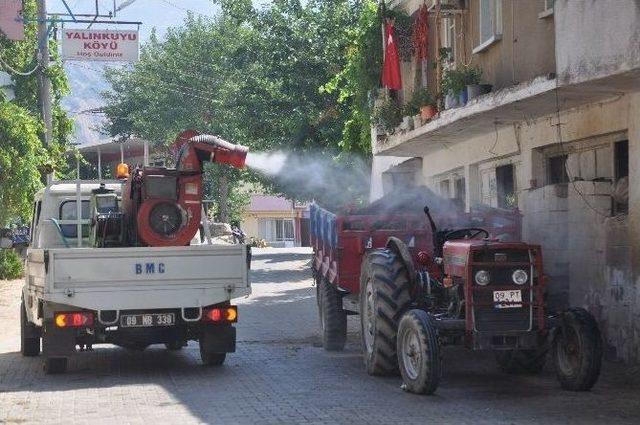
[496, 164, 516, 209]
[439, 180, 450, 198]
[613, 140, 629, 214]
[454, 177, 466, 209]
[547, 154, 569, 185]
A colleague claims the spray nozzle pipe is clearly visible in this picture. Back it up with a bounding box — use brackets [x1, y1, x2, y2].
[188, 134, 248, 169]
[173, 130, 249, 172]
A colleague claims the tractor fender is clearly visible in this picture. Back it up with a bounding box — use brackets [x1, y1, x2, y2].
[385, 237, 416, 288]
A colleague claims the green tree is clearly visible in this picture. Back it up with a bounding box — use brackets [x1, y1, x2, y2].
[103, 0, 363, 218]
[0, 0, 73, 226]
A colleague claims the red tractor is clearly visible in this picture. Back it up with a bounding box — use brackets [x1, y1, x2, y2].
[311, 191, 602, 394]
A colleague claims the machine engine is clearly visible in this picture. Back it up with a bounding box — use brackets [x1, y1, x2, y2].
[95, 130, 248, 248]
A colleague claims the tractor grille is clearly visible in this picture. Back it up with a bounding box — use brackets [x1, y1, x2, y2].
[472, 249, 533, 333]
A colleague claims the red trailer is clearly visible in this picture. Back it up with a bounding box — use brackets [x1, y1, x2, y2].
[310, 190, 602, 395]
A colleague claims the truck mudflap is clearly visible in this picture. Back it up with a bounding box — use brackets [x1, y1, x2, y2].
[42, 322, 76, 357]
[201, 325, 236, 353]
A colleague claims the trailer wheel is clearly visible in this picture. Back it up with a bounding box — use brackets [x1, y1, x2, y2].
[44, 357, 67, 374]
[20, 300, 40, 357]
[319, 277, 347, 351]
[495, 349, 546, 374]
[397, 310, 440, 395]
[360, 248, 412, 375]
[553, 308, 603, 391]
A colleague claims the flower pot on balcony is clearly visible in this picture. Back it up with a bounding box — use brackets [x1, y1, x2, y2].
[401, 116, 413, 131]
[458, 89, 468, 106]
[444, 93, 459, 109]
[466, 84, 482, 100]
[413, 114, 422, 128]
[420, 105, 437, 121]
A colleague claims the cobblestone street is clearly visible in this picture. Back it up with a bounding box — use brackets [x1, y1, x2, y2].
[1, 248, 639, 424]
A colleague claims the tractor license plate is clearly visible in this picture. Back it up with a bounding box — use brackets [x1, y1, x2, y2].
[493, 290, 522, 308]
[120, 313, 175, 328]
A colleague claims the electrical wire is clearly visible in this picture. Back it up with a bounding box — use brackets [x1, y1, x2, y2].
[553, 79, 610, 218]
[0, 55, 40, 76]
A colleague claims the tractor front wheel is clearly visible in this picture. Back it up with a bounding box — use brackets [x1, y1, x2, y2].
[359, 248, 412, 375]
[553, 308, 603, 391]
[397, 310, 441, 395]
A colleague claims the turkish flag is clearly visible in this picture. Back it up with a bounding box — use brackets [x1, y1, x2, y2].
[381, 19, 402, 90]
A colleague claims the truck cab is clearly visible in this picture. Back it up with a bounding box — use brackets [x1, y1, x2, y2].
[21, 180, 251, 373]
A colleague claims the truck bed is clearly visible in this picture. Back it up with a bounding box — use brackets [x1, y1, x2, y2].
[26, 244, 250, 311]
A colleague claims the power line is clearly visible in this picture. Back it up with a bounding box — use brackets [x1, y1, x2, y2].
[0, 54, 40, 76]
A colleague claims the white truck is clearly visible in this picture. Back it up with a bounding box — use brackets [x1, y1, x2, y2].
[21, 180, 251, 373]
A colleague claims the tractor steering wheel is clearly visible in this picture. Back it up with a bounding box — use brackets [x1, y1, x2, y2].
[444, 227, 490, 241]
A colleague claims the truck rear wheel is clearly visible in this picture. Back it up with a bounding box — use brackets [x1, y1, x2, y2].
[319, 277, 347, 351]
[495, 349, 546, 374]
[397, 310, 440, 395]
[359, 248, 412, 375]
[44, 357, 68, 374]
[553, 308, 602, 391]
[200, 346, 226, 366]
[20, 300, 40, 357]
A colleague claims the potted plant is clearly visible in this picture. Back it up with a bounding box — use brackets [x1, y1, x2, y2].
[442, 68, 465, 109]
[372, 98, 402, 135]
[410, 88, 437, 122]
[401, 102, 418, 131]
[462, 66, 491, 101]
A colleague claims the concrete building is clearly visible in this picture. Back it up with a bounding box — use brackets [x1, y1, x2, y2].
[372, 0, 640, 363]
[77, 138, 161, 179]
[241, 195, 310, 248]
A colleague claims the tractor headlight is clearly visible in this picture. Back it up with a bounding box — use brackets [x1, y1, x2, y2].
[512, 269, 528, 285]
[474, 270, 491, 286]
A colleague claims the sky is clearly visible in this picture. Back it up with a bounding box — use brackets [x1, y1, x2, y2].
[49, 0, 220, 41]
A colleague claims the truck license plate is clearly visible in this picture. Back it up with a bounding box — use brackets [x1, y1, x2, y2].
[120, 313, 175, 328]
[493, 290, 522, 308]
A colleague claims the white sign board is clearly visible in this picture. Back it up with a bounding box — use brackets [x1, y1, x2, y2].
[61, 29, 139, 62]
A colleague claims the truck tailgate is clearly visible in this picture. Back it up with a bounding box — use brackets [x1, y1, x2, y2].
[42, 245, 250, 310]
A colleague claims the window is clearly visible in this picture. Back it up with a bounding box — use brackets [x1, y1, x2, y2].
[454, 177, 466, 209]
[613, 140, 629, 214]
[547, 154, 569, 185]
[496, 164, 516, 209]
[474, 0, 502, 53]
[441, 17, 456, 66]
[439, 180, 451, 198]
[30, 201, 41, 244]
[259, 218, 295, 242]
[539, 0, 555, 19]
[59, 200, 90, 238]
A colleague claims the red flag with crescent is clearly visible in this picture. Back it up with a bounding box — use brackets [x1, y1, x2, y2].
[381, 19, 402, 90]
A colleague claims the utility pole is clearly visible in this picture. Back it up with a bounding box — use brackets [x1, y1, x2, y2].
[37, 0, 53, 182]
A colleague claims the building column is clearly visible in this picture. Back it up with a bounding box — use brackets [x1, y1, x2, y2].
[464, 164, 480, 213]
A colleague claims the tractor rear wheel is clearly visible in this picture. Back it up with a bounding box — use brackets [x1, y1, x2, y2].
[553, 308, 603, 391]
[495, 349, 547, 374]
[359, 248, 412, 375]
[397, 310, 441, 395]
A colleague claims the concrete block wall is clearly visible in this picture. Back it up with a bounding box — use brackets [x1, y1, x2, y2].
[523, 184, 570, 310]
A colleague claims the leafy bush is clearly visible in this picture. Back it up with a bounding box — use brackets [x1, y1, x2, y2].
[372, 99, 402, 133]
[410, 88, 434, 109]
[0, 249, 23, 280]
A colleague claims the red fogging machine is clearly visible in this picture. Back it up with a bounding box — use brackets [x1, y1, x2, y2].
[113, 130, 248, 247]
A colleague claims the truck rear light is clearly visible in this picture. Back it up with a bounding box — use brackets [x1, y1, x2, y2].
[203, 306, 237, 323]
[55, 312, 94, 328]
